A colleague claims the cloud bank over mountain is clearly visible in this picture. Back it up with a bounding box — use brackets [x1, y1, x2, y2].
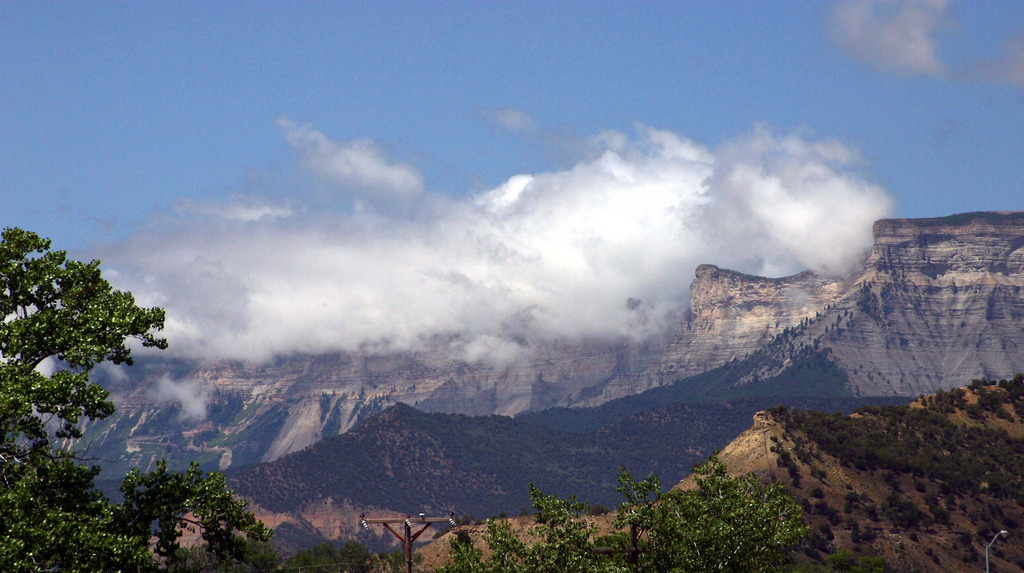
[100, 119, 892, 364]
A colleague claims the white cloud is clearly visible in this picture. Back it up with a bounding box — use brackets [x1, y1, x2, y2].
[276, 117, 424, 202]
[829, 0, 951, 77]
[485, 108, 539, 133]
[172, 196, 295, 222]
[480, 108, 595, 166]
[148, 376, 209, 422]
[704, 125, 892, 276]
[829, 0, 1024, 87]
[100, 122, 892, 364]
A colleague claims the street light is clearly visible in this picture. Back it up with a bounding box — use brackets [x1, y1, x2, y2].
[986, 529, 1008, 573]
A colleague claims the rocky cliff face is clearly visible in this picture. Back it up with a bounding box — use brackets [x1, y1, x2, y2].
[654, 211, 1024, 396]
[652, 265, 850, 383]
[87, 212, 1024, 475]
[89, 334, 665, 473]
[829, 213, 1024, 394]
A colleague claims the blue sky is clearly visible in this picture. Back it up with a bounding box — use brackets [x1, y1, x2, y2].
[2, 1, 1024, 362]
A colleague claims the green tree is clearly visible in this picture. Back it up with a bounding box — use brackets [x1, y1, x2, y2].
[788, 550, 887, 573]
[170, 538, 280, 572]
[617, 452, 809, 573]
[522, 485, 620, 572]
[824, 549, 886, 572]
[0, 227, 167, 464]
[280, 540, 374, 573]
[441, 453, 807, 573]
[442, 532, 485, 573]
[472, 516, 529, 573]
[438, 485, 624, 573]
[119, 460, 272, 568]
[0, 228, 270, 572]
[377, 549, 423, 572]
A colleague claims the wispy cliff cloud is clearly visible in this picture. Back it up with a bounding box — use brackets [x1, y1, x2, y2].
[99, 117, 892, 364]
[148, 376, 209, 421]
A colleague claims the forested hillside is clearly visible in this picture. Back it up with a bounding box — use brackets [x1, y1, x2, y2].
[227, 390, 901, 551]
[734, 375, 1024, 571]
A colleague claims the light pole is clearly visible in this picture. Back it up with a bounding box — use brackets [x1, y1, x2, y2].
[986, 529, 1008, 573]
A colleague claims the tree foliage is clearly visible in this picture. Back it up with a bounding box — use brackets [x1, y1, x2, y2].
[616, 453, 809, 572]
[0, 228, 270, 572]
[0, 227, 167, 464]
[439, 485, 622, 573]
[440, 453, 807, 573]
[278, 540, 375, 573]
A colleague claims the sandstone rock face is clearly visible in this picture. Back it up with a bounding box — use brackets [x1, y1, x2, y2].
[675, 409, 787, 491]
[652, 265, 850, 383]
[829, 213, 1024, 395]
[654, 212, 1024, 396]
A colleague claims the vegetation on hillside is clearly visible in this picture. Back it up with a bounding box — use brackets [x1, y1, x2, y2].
[437, 454, 808, 573]
[912, 211, 1024, 227]
[764, 376, 1024, 571]
[229, 392, 901, 529]
[776, 375, 1024, 502]
[173, 538, 430, 572]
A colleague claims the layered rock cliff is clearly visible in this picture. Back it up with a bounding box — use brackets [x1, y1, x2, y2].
[828, 213, 1024, 394]
[654, 211, 1024, 396]
[652, 265, 850, 383]
[86, 212, 1024, 475]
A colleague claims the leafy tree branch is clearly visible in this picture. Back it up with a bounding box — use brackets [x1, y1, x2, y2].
[0, 227, 269, 572]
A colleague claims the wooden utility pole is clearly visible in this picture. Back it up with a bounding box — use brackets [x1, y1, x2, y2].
[360, 512, 455, 573]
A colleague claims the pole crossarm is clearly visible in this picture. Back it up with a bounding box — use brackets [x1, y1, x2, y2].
[362, 516, 456, 525]
[360, 512, 456, 573]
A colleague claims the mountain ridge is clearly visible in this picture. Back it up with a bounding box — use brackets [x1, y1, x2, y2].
[80, 211, 1024, 481]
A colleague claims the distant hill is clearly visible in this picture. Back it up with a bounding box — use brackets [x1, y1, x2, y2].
[226, 375, 903, 551]
[702, 374, 1024, 572]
